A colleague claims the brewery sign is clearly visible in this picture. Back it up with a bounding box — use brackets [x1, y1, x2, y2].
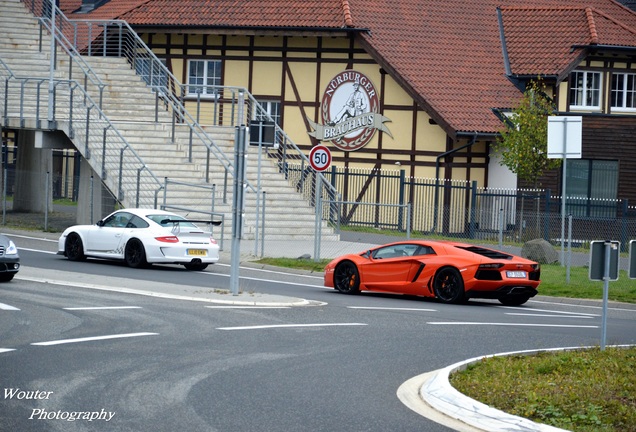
[308, 70, 392, 152]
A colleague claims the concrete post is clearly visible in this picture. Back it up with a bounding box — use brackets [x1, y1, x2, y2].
[77, 157, 115, 224]
[14, 130, 53, 212]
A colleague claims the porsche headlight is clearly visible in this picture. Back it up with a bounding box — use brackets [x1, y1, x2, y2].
[6, 240, 18, 255]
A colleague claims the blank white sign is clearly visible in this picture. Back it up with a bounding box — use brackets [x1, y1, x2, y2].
[547, 116, 582, 159]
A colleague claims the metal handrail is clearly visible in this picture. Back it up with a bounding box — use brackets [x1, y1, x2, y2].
[58, 18, 237, 180]
[0, 58, 163, 208]
[23, 0, 106, 111]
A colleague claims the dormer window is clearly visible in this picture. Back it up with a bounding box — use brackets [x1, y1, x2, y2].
[569, 70, 601, 110]
[611, 72, 636, 111]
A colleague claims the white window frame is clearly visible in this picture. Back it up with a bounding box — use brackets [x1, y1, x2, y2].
[569, 70, 602, 110]
[187, 59, 222, 97]
[610, 72, 636, 112]
[254, 100, 281, 125]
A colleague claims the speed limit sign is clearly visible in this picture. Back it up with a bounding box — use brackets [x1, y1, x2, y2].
[309, 145, 332, 172]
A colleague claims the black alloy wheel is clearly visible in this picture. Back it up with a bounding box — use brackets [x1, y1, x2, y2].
[0, 273, 14, 282]
[499, 295, 531, 306]
[433, 267, 465, 304]
[124, 239, 148, 268]
[333, 261, 360, 294]
[65, 233, 86, 261]
[184, 263, 208, 271]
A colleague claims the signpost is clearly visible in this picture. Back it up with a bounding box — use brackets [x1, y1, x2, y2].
[309, 145, 331, 262]
[589, 240, 620, 350]
[630, 240, 636, 279]
[547, 116, 582, 267]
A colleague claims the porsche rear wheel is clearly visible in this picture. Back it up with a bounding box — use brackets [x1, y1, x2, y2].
[184, 263, 208, 271]
[125, 239, 148, 268]
[433, 267, 465, 304]
[334, 261, 360, 294]
[65, 233, 86, 261]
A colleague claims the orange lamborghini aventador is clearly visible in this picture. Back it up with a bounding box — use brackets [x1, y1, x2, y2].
[324, 240, 541, 306]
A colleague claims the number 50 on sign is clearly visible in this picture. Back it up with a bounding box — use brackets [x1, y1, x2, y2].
[309, 145, 332, 172]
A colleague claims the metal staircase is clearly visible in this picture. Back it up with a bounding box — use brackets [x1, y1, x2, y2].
[0, 0, 340, 243]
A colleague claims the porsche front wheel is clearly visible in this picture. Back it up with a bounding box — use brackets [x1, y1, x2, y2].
[333, 261, 360, 294]
[125, 239, 148, 268]
[433, 267, 465, 304]
[65, 233, 86, 261]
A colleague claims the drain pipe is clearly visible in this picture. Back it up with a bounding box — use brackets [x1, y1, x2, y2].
[432, 132, 478, 233]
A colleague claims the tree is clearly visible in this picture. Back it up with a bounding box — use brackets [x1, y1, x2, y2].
[493, 78, 561, 187]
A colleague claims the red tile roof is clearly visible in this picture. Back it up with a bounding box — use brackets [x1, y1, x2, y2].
[59, 0, 636, 137]
[112, 0, 349, 28]
[501, 6, 636, 78]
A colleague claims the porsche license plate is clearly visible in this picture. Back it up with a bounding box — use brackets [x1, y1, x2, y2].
[187, 249, 207, 256]
[506, 271, 527, 278]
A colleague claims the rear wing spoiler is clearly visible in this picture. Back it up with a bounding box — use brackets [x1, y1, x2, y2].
[160, 219, 223, 226]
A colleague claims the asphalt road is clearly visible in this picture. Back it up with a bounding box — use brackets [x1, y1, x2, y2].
[2, 231, 635, 431]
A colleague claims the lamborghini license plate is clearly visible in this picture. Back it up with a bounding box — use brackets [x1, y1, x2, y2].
[506, 271, 527, 278]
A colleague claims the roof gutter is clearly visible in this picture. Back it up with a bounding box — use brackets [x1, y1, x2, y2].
[131, 24, 370, 34]
[570, 44, 636, 53]
[496, 7, 512, 77]
[433, 132, 479, 233]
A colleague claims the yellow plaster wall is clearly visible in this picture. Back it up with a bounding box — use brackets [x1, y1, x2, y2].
[283, 106, 315, 145]
[286, 63, 318, 101]
[251, 61, 282, 95]
[170, 58, 184, 82]
[415, 111, 447, 152]
[224, 61, 250, 88]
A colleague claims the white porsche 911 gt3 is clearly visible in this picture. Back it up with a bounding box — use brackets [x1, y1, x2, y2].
[57, 208, 221, 271]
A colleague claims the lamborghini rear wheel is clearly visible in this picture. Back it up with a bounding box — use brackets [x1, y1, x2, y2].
[433, 267, 465, 304]
[333, 261, 360, 294]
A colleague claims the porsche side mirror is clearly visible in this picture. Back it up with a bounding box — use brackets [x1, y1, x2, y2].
[96, 220, 105, 227]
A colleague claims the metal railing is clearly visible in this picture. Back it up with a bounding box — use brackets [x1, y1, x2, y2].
[0, 59, 163, 208]
[23, 0, 106, 111]
[45, 17, 237, 183]
[19, 1, 345, 243]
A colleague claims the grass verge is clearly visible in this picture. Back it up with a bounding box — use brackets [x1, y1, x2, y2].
[450, 347, 636, 432]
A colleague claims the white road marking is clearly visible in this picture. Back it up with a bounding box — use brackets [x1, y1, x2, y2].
[204, 306, 290, 309]
[530, 299, 636, 313]
[427, 322, 598, 328]
[63, 306, 142, 310]
[0, 348, 16, 354]
[348, 306, 437, 312]
[0, 302, 20, 310]
[499, 306, 599, 316]
[31, 332, 159, 346]
[505, 313, 594, 319]
[0, 233, 58, 243]
[217, 323, 367, 331]
[13, 247, 57, 254]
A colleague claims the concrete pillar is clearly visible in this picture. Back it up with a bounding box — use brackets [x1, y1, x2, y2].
[76, 156, 115, 224]
[14, 130, 53, 212]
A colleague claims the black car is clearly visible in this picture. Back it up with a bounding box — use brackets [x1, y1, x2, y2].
[0, 235, 20, 282]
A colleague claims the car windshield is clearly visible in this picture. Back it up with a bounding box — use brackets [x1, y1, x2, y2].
[146, 214, 199, 229]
